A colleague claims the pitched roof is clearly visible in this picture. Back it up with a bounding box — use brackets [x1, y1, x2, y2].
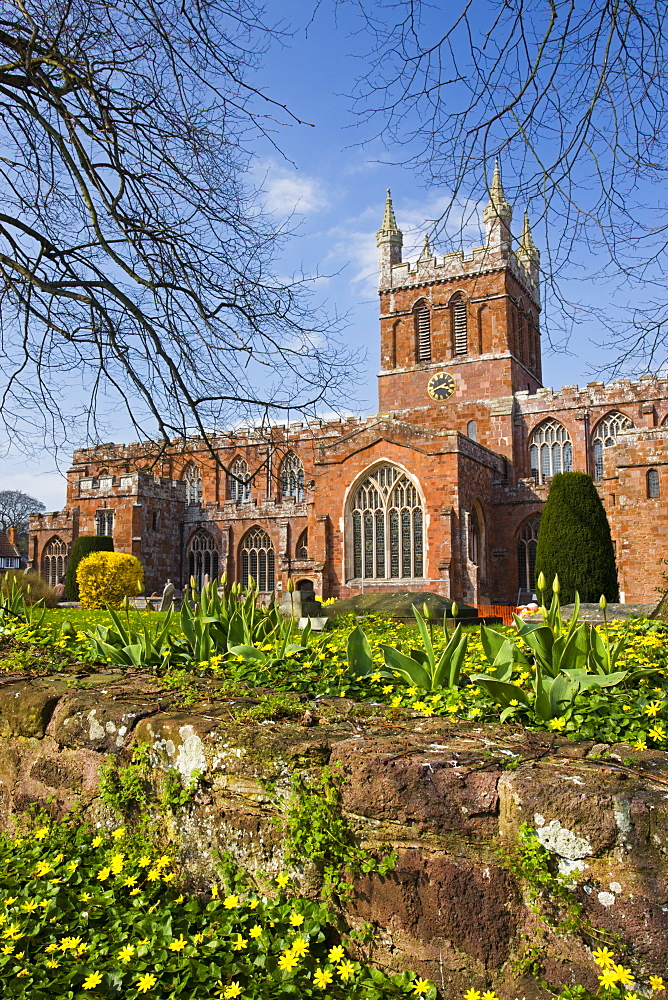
[0, 531, 20, 560]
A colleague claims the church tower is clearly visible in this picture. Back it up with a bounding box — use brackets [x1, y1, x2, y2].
[376, 173, 542, 453]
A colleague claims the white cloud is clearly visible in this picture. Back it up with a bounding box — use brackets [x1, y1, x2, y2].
[260, 163, 329, 218]
[325, 190, 486, 294]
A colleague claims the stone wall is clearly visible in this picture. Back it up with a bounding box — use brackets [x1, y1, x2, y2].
[1, 672, 668, 996]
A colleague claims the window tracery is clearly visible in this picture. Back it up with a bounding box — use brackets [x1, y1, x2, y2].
[228, 456, 251, 503]
[183, 462, 203, 505]
[348, 464, 424, 581]
[43, 537, 67, 587]
[187, 529, 219, 590]
[529, 419, 573, 484]
[592, 412, 635, 481]
[240, 527, 275, 591]
[280, 453, 304, 502]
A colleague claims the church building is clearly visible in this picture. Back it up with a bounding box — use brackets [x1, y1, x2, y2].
[29, 170, 668, 606]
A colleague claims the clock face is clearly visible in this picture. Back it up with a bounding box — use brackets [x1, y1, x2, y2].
[427, 371, 456, 401]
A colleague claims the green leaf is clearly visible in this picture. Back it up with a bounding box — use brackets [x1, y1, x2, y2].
[347, 626, 373, 677]
[380, 645, 432, 690]
[469, 674, 531, 709]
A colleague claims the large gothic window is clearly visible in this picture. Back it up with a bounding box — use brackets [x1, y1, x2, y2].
[228, 456, 251, 503]
[517, 515, 540, 593]
[592, 411, 635, 481]
[348, 464, 424, 581]
[187, 529, 219, 590]
[451, 295, 468, 355]
[183, 462, 203, 505]
[280, 452, 304, 502]
[414, 303, 431, 362]
[240, 527, 275, 591]
[43, 537, 67, 586]
[529, 419, 573, 484]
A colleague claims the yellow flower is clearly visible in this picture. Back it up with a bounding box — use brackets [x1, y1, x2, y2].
[112, 827, 126, 840]
[337, 960, 356, 981]
[232, 934, 247, 951]
[147, 868, 160, 882]
[328, 945, 345, 963]
[124, 876, 138, 887]
[276, 874, 290, 888]
[45, 943, 58, 953]
[156, 855, 171, 869]
[650, 725, 666, 741]
[136, 973, 158, 993]
[480, 993, 497, 1000]
[20, 900, 38, 912]
[97, 867, 110, 882]
[45, 959, 60, 968]
[646, 700, 662, 717]
[289, 912, 304, 927]
[1, 944, 13, 955]
[82, 971, 103, 990]
[650, 977, 665, 991]
[118, 945, 134, 962]
[547, 717, 566, 731]
[463, 992, 481, 1000]
[138, 855, 151, 867]
[599, 969, 620, 989]
[211, 883, 219, 898]
[169, 936, 187, 952]
[634, 739, 647, 751]
[614, 965, 634, 987]
[59, 936, 83, 951]
[33, 827, 49, 840]
[592, 947, 615, 967]
[223, 895, 239, 909]
[291, 937, 308, 956]
[175, 894, 184, 904]
[313, 968, 334, 989]
[249, 899, 260, 910]
[278, 951, 299, 972]
[110, 854, 124, 874]
[223, 984, 243, 999]
[249, 925, 263, 939]
[91, 836, 103, 848]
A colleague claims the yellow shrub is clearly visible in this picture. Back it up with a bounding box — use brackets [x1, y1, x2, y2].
[77, 552, 144, 609]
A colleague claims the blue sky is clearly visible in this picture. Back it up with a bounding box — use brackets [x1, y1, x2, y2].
[0, 2, 630, 511]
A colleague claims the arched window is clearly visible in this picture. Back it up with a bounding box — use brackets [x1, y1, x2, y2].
[529, 419, 573, 484]
[43, 537, 67, 587]
[240, 527, 275, 591]
[280, 452, 304, 502]
[467, 420, 477, 442]
[187, 529, 219, 590]
[517, 515, 540, 593]
[415, 303, 431, 362]
[592, 412, 635, 481]
[647, 468, 660, 499]
[296, 528, 308, 559]
[348, 464, 424, 581]
[451, 295, 468, 355]
[468, 508, 480, 565]
[228, 456, 251, 503]
[183, 462, 203, 505]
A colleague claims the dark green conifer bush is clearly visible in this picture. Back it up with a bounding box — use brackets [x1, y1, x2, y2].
[63, 535, 114, 601]
[534, 472, 619, 603]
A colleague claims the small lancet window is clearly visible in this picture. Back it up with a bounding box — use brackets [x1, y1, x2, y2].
[467, 420, 477, 442]
[647, 468, 660, 499]
[415, 304, 431, 362]
[452, 296, 468, 355]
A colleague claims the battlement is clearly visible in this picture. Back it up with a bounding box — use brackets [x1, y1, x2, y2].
[515, 374, 668, 413]
[75, 471, 186, 502]
[385, 244, 539, 305]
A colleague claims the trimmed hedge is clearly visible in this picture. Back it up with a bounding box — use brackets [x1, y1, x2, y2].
[64, 535, 113, 601]
[535, 472, 619, 604]
[77, 551, 143, 609]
